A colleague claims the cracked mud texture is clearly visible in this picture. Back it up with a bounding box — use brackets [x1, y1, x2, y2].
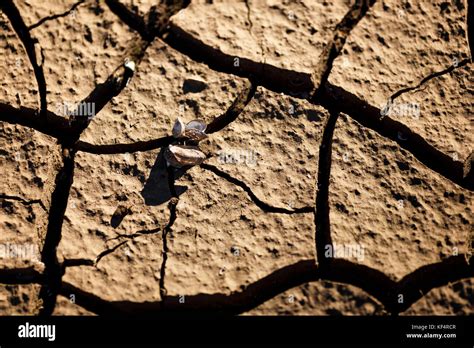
[0, 0, 473, 316]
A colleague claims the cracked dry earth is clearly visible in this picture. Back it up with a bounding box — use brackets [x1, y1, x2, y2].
[0, 0, 473, 316]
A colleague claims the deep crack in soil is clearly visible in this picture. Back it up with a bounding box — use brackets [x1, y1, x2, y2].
[0, 0, 472, 317]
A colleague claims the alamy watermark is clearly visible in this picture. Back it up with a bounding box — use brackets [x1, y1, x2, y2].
[380, 100, 420, 120]
[0, 243, 40, 261]
[56, 101, 96, 121]
[217, 148, 258, 167]
[18, 322, 55, 341]
[324, 243, 365, 262]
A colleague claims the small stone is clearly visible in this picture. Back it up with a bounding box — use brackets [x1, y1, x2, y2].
[164, 145, 206, 168]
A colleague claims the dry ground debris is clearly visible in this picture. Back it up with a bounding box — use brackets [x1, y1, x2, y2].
[0, 0, 472, 316]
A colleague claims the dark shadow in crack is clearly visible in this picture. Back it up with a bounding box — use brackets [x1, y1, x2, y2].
[141, 148, 188, 206]
[110, 205, 132, 228]
[302, 109, 324, 123]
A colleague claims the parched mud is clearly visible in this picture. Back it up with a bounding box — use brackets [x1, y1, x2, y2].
[0, 0, 472, 316]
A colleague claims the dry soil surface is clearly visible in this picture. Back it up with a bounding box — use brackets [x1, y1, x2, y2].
[0, 0, 473, 316]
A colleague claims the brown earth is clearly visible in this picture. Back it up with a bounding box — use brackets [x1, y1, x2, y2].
[0, 0, 472, 316]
